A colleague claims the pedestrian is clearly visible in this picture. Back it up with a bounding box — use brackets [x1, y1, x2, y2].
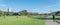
[52, 15, 55, 21]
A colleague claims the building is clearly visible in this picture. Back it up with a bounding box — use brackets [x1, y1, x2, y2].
[8, 6, 12, 12]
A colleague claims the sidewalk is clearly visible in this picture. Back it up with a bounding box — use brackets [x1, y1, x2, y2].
[45, 16, 60, 25]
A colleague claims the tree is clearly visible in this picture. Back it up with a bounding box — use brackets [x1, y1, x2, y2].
[55, 11, 60, 16]
[0, 10, 4, 16]
[56, 11, 60, 14]
[13, 13, 19, 16]
[18, 10, 28, 15]
[7, 12, 14, 16]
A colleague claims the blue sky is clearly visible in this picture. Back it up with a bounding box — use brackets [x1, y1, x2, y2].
[0, 0, 59, 13]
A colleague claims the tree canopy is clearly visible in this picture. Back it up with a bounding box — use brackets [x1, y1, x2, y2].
[18, 10, 28, 15]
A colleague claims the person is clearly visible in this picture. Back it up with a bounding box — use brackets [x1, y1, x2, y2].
[52, 15, 55, 21]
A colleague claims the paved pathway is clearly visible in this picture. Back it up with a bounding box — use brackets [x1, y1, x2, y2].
[45, 16, 60, 25]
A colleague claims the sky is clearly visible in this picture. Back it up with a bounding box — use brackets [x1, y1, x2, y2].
[0, 0, 60, 13]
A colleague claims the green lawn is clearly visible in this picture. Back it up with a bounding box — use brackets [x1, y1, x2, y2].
[55, 16, 60, 22]
[0, 16, 45, 25]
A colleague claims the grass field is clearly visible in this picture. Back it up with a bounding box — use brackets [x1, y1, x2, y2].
[55, 16, 60, 22]
[0, 16, 45, 25]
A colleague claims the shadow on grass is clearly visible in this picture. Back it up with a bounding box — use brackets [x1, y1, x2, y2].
[37, 18, 60, 20]
[55, 21, 60, 24]
[29, 16, 60, 20]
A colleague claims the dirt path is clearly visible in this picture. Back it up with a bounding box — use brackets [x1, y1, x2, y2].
[45, 16, 60, 25]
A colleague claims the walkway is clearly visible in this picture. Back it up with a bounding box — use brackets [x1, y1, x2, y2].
[45, 16, 60, 25]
